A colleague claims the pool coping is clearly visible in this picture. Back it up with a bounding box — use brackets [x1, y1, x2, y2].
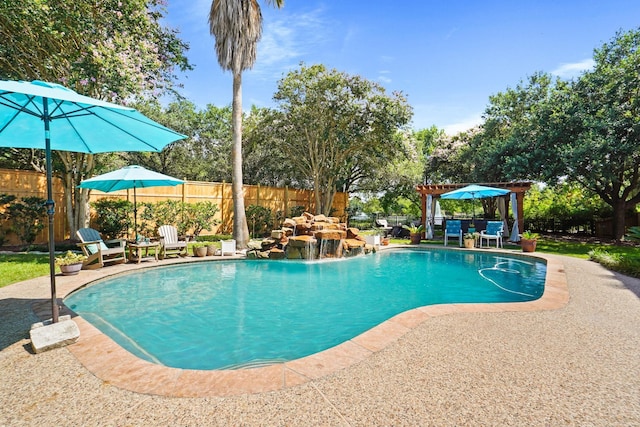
[38, 245, 569, 398]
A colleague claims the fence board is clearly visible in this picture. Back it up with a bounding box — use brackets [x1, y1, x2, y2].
[0, 169, 347, 244]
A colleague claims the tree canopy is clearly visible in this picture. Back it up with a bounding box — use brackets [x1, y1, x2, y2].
[264, 63, 413, 215]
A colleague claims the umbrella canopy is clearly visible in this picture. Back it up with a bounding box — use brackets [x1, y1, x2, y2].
[0, 80, 187, 323]
[440, 184, 510, 200]
[79, 165, 184, 237]
[440, 184, 510, 223]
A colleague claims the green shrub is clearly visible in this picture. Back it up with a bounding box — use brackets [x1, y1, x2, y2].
[0, 194, 17, 246]
[6, 196, 46, 246]
[246, 205, 273, 237]
[91, 198, 133, 239]
[185, 201, 220, 237]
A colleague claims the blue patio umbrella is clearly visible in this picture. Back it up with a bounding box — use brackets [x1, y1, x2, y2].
[0, 80, 187, 322]
[79, 165, 184, 238]
[440, 184, 510, 221]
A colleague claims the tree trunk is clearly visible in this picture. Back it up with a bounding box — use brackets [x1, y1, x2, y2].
[611, 197, 627, 242]
[58, 152, 94, 240]
[231, 71, 249, 248]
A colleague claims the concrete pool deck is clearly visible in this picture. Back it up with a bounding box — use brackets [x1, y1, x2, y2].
[1, 246, 639, 425]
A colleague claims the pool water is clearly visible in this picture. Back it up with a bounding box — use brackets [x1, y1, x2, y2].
[65, 249, 546, 370]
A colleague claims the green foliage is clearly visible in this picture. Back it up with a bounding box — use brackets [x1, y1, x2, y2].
[589, 248, 640, 278]
[521, 230, 539, 240]
[269, 63, 413, 214]
[55, 250, 87, 266]
[0, 194, 17, 246]
[403, 224, 424, 234]
[246, 205, 274, 238]
[185, 201, 220, 237]
[627, 226, 640, 241]
[5, 196, 46, 245]
[91, 198, 133, 240]
[140, 200, 187, 235]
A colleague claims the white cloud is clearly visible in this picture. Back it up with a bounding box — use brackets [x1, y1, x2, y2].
[443, 114, 483, 135]
[551, 59, 595, 79]
[253, 8, 331, 79]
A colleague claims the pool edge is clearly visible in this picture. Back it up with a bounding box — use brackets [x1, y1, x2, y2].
[56, 247, 568, 397]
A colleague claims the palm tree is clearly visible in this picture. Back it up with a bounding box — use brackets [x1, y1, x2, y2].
[208, 0, 284, 248]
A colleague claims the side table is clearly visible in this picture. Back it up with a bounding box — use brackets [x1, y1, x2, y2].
[128, 241, 160, 264]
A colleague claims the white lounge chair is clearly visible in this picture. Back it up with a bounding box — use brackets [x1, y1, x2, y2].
[157, 225, 189, 259]
[76, 228, 127, 269]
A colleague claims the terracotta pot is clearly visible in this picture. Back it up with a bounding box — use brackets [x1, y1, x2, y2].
[409, 233, 421, 245]
[381, 238, 390, 246]
[60, 263, 83, 276]
[464, 238, 475, 249]
[193, 246, 207, 257]
[206, 245, 216, 256]
[521, 239, 537, 252]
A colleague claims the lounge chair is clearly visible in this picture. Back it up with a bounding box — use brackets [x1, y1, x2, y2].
[444, 220, 462, 247]
[375, 219, 393, 237]
[157, 225, 189, 259]
[76, 228, 127, 269]
[220, 239, 236, 256]
[480, 221, 504, 248]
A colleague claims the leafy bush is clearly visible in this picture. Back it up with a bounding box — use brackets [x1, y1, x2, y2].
[0, 194, 17, 246]
[6, 196, 46, 245]
[185, 201, 219, 237]
[91, 198, 133, 239]
[246, 205, 273, 237]
[589, 248, 640, 278]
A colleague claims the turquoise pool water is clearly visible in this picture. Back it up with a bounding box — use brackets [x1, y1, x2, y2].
[65, 249, 546, 370]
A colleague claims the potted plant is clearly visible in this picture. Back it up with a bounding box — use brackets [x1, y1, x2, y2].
[520, 230, 539, 252]
[403, 224, 424, 245]
[191, 242, 208, 257]
[463, 232, 477, 249]
[55, 250, 87, 275]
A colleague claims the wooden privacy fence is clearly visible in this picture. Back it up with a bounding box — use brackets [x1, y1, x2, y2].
[0, 168, 348, 244]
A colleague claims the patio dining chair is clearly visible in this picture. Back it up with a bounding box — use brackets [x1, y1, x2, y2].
[76, 228, 127, 269]
[444, 219, 462, 247]
[479, 221, 504, 248]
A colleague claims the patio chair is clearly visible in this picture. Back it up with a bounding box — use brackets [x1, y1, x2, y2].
[76, 228, 127, 269]
[220, 239, 236, 256]
[444, 220, 462, 247]
[480, 221, 504, 248]
[157, 225, 189, 259]
[374, 219, 393, 237]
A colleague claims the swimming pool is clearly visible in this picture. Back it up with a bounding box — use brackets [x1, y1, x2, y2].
[65, 248, 546, 370]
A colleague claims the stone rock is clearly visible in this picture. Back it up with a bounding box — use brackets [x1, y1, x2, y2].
[269, 248, 286, 259]
[302, 211, 315, 221]
[247, 240, 263, 250]
[346, 227, 360, 239]
[30, 318, 80, 354]
[294, 223, 312, 235]
[286, 246, 302, 259]
[246, 251, 258, 259]
[313, 214, 329, 223]
[344, 238, 366, 248]
[314, 229, 347, 240]
[288, 235, 317, 247]
[283, 218, 297, 228]
[271, 230, 284, 239]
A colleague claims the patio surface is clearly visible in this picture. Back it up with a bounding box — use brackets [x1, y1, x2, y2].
[1, 248, 639, 426]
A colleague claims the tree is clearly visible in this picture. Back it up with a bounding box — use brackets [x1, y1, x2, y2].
[270, 63, 413, 215]
[495, 30, 640, 241]
[0, 0, 191, 238]
[208, 0, 284, 249]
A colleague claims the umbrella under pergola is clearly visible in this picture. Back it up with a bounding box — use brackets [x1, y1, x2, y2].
[440, 184, 510, 222]
[0, 80, 186, 323]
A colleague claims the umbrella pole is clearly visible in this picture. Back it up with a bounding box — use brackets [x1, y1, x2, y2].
[43, 98, 59, 323]
[133, 186, 137, 240]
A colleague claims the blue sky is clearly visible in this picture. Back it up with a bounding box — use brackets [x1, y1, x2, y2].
[165, 0, 640, 134]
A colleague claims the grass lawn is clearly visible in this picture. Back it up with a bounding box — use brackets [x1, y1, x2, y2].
[1, 237, 638, 288]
